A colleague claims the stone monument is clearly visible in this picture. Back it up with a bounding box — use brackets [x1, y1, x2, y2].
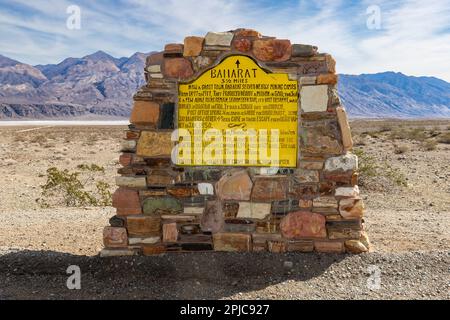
[101, 29, 370, 256]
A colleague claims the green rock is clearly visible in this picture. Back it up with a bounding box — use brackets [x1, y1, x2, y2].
[142, 196, 183, 215]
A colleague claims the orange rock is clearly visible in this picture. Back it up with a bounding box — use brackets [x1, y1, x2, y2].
[280, 211, 327, 239]
[142, 244, 166, 255]
[163, 57, 194, 79]
[339, 198, 365, 219]
[183, 36, 204, 57]
[251, 176, 288, 201]
[127, 215, 161, 237]
[129, 100, 160, 126]
[216, 169, 253, 201]
[336, 107, 353, 151]
[146, 52, 164, 66]
[317, 73, 338, 84]
[213, 233, 252, 252]
[253, 39, 291, 62]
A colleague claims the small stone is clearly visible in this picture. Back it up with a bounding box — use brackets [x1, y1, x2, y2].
[325, 54, 336, 73]
[324, 153, 358, 172]
[283, 261, 294, 269]
[299, 76, 316, 85]
[147, 52, 164, 65]
[198, 183, 214, 195]
[216, 169, 253, 201]
[335, 186, 360, 198]
[313, 196, 338, 208]
[292, 44, 318, 57]
[119, 153, 133, 167]
[128, 237, 160, 245]
[253, 39, 291, 62]
[103, 227, 128, 248]
[115, 176, 147, 188]
[121, 139, 136, 152]
[163, 57, 194, 79]
[112, 187, 142, 215]
[204, 32, 234, 46]
[251, 176, 288, 201]
[314, 241, 344, 253]
[200, 201, 223, 233]
[293, 169, 319, 183]
[236, 202, 271, 220]
[147, 65, 161, 73]
[317, 73, 338, 85]
[100, 248, 135, 257]
[345, 240, 368, 253]
[336, 107, 354, 151]
[360, 231, 371, 250]
[142, 196, 183, 215]
[163, 223, 179, 242]
[286, 240, 314, 252]
[234, 29, 261, 37]
[109, 216, 126, 227]
[300, 85, 329, 112]
[184, 36, 204, 57]
[213, 233, 252, 252]
[339, 198, 364, 219]
[127, 216, 161, 237]
[298, 161, 323, 170]
[136, 131, 173, 157]
[280, 211, 327, 239]
[142, 244, 166, 255]
[268, 241, 286, 253]
[129, 101, 160, 126]
[233, 38, 252, 52]
[164, 43, 184, 55]
[222, 202, 239, 218]
[149, 73, 163, 79]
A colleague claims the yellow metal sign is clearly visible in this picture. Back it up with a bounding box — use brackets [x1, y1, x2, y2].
[177, 55, 298, 167]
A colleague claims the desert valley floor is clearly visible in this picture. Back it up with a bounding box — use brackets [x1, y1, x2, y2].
[0, 120, 449, 299]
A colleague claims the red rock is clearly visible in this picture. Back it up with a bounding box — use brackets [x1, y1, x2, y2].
[163, 58, 194, 79]
[125, 130, 140, 140]
[213, 233, 252, 252]
[164, 43, 183, 55]
[216, 169, 253, 201]
[280, 211, 327, 239]
[325, 54, 336, 73]
[142, 244, 166, 255]
[112, 187, 142, 215]
[119, 153, 133, 167]
[251, 176, 288, 201]
[162, 223, 178, 242]
[146, 52, 164, 66]
[103, 227, 128, 248]
[252, 39, 291, 62]
[233, 38, 252, 52]
[183, 36, 204, 57]
[129, 101, 160, 126]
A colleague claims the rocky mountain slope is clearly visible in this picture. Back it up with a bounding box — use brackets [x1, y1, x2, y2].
[0, 52, 449, 119]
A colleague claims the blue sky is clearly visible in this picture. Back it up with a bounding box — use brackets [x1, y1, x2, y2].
[0, 0, 449, 80]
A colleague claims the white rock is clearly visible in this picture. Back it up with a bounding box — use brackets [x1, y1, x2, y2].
[324, 153, 358, 172]
[300, 85, 328, 112]
[121, 140, 136, 151]
[183, 206, 205, 215]
[335, 185, 360, 198]
[115, 176, 147, 188]
[237, 202, 271, 220]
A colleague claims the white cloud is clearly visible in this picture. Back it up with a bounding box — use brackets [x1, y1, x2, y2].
[0, 0, 449, 81]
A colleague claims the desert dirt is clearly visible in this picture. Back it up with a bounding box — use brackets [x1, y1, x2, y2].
[0, 120, 449, 300]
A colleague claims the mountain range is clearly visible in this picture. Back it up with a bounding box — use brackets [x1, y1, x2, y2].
[0, 51, 449, 119]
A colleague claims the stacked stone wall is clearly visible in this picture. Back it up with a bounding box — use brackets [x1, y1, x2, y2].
[101, 29, 370, 256]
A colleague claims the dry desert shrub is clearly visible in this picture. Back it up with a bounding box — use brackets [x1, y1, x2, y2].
[394, 144, 410, 154]
[438, 132, 450, 144]
[421, 140, 438, 151]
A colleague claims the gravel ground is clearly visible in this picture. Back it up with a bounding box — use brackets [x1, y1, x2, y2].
[0, 122, 449, 300]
